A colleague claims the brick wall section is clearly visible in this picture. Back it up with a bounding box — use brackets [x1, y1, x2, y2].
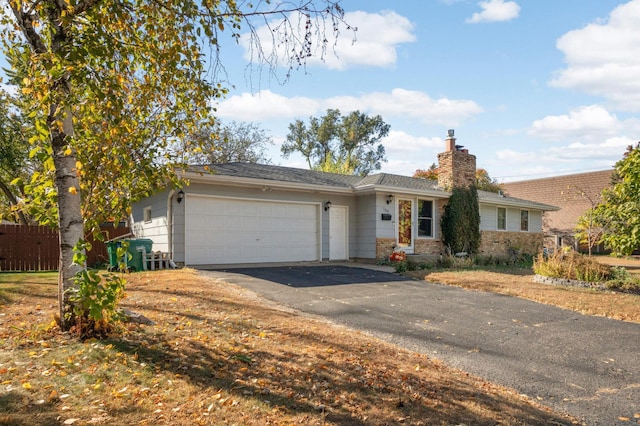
[376, 238, 397, 259]
[414, 238, 444, 255]
[378, 231, 542, 260]
[479, 231, 544, 256]
[437, 149, 477, 190]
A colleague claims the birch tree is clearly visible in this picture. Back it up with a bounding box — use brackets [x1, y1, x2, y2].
[2, 0, 352, 332]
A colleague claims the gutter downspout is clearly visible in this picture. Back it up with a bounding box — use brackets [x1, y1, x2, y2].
[167, 189, 175, 259]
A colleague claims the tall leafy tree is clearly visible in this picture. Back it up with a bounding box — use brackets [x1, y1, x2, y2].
[475, 168, 503, 193]
[565, 184, 603, 256]
[441, 186, 481, 255]
[590, 144, 640, 256]
[2, 0, 352, 331]
[282, 109, 389, 176]
[413, 165, 503, 193]
[413, 163, 438, 180]
[186, 121, 273, 165]
[0, 89, 33, 225]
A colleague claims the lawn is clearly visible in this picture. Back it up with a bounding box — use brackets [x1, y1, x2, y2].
[0, 269, 577, 425]
[405, 256, 640, 324]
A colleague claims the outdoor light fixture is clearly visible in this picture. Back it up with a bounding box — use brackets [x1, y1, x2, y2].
[177, 190, 185, 204]
[324, 201, 332, 211]
[386, 194, 394, 204]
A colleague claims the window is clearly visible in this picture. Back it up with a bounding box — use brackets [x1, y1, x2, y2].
[520, 210, 529, 231]
[143, 206, 152, 223]
[417, 200, 433, 237]
[497, 207, 506, 230]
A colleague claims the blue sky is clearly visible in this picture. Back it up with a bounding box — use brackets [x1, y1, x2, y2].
[214, 0, 640, 182]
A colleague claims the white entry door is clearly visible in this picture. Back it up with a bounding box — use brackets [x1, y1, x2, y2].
[329, 205, 348, 260]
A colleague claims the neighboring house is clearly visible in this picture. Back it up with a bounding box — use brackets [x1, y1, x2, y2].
[132, 132, 557, 266]
[502, 170, 613, 252]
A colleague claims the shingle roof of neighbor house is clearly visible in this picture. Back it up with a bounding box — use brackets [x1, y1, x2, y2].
[502, 170, 613, 234]
[186, 163, 557, 211]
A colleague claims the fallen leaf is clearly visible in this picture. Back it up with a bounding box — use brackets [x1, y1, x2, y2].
[63, 419, 79, 425]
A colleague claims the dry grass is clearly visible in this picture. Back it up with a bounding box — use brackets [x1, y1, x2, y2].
[406, 256, 640, 324]
[0, 269, 577, 425]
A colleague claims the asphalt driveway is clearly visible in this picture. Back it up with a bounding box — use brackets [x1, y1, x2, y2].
[201, 264, 640, 426]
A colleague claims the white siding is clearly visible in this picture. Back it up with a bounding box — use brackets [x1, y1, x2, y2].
[174, 182, 357, 262]
[480, 203, 544, 233]
[131, 190, 170, 252]
[355, 194, 377, 259]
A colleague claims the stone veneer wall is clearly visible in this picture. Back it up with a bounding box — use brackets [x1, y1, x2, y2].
[376, 238, 396, 259]
[414, 238, 444, 255]
[479, 231, 544, 256]
[377, 232, 541, 259]
[376, 238, 445, 260]
[437, 149, 477, 190]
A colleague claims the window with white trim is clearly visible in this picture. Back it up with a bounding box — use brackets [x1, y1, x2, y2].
[520, 210, 529, 231]
[417, 200, 434, 238]
[143, 206, 152, 223]
[497, 207, 506, 231]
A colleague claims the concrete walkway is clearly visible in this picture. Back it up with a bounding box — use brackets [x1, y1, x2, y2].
[200, 263, 640, 426]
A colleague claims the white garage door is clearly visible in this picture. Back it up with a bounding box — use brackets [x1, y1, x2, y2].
[185, 196, 320, 265]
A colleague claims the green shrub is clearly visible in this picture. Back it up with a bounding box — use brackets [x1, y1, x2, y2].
[439, 254, 475, 269]
[533, 251, 610, 282]
[68, 241, 127, 339]
[392, 260, 409, 273]
[606, 266, 640, 293]
[441, 186, 480, 255]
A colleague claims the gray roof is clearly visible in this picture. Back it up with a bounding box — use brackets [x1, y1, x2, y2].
[187, 162, 557, 211]
[478, 189, 558, 211]
[190, 163, 362, 187]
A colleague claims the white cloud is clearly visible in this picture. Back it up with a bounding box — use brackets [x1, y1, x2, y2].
[216, 88, 483, 126]
[547, 137, 632, 161]
[328, 89, 483, 126]
[528, 105, 619, 141]
[380, 131, 442, 175]
[239, 10, 415, 71]
[215, 90, 320, 121]
[383, 130, 442, 154]
[550, 0, 640, 111]
[466, 0, 520, 24]
[357, 132, 448, 176]
[492, 135, 630, 181]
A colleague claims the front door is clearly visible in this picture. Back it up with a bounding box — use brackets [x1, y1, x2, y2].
[397, 199, 413, 253]
[329, 205, 348, 260]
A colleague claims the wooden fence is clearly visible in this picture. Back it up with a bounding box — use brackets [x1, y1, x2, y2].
[0, 224, 131, 272]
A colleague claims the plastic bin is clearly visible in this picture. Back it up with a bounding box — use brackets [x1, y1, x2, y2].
[106, 241, 122, 271]
[124, 239, 153, 272]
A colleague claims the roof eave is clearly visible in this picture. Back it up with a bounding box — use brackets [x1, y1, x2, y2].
[354, 184, 449, 198]
[479, 197, 559, 211]
[180, 170, 354, 194]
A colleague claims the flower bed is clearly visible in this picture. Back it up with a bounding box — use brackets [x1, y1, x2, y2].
[389, 250, 406, 262]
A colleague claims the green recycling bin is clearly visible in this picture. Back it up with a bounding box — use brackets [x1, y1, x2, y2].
[106, 241, 122, 271]
[124, 239, 153, 272]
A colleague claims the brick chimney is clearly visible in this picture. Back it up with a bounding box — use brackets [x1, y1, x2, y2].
[437, 129, 476, 190]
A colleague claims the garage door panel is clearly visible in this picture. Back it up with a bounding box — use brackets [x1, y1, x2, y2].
[186, 197, 319, 265]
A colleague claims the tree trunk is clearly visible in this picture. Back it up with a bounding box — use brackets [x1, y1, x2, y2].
[46, 4, 83, 330]
[52, 127, 83, 330]
[0, 177, 29, 225]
